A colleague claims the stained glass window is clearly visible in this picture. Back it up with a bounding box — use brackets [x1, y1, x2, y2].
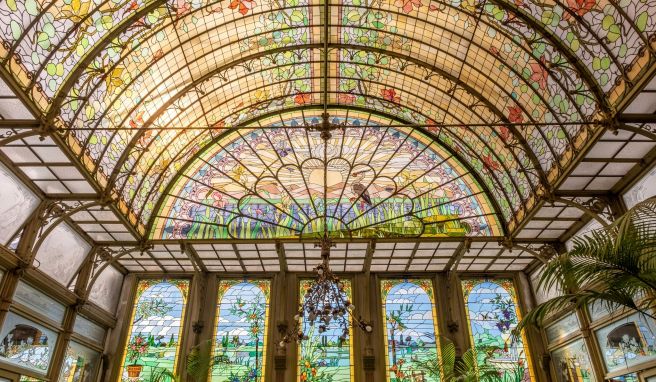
[119, 279, 189, 382]
[595, 313, 656, 372]
[0, 312, 58, 374]
[551, 339, 593, 382]
[59, 342, 101, 382]
[212, 280, 270, 382]
[153, 118, 503, 240]
[298, 279, 353, 382]
[462, 279, 534, 381]
[381, 279, 440, 382]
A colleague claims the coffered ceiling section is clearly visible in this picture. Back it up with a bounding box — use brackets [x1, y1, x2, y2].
[0, 0, 654, 237]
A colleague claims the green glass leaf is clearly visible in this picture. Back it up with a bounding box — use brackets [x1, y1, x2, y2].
[636, 11, 648, 32]
[290, 10, 304, 22]
[10, 20, 23, 40]
[372, 21, 384, 29]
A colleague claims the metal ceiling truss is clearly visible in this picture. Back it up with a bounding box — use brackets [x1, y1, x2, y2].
[0, 0, 653, 276]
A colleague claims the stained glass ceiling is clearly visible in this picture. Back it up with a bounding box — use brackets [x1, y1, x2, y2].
[0, 0, 654, 239]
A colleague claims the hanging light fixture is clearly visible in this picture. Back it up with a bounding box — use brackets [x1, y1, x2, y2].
[279, 233, 373, 347]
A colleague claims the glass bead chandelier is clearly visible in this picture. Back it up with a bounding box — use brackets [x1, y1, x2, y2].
[280, 234, 373, 347]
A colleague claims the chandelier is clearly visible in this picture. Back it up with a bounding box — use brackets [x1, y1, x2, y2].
[279, 234, 373, 347]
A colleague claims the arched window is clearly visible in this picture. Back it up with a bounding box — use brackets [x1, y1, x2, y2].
[298, 279, 353, 382]
[119, 280, 189, 382]
[212, 280, 270, 382]
[462, 279, 533, 381]
[381, 279, 440, 382]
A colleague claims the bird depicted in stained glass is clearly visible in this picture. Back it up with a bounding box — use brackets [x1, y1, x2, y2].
[351, 171, 372, 207]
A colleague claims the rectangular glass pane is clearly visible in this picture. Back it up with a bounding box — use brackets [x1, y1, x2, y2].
[73, 316, 105, 345]
[298, 279, 353, 382]
[0, 312, 58, 374]
[545, 313, 580, 344]
[119, 279, 189, 382]
[13, 281, 66, 324]
[0, 163, 39, 245]
[211, 280, 270, 382]
[623, 165, 656, 209]
[462, 279, 534, 381]
[588, 300, 612, 322]
[551, 339, 593, 382]
[381, 279, 440, 382]
[595, 312, 656, 372]
[59, 341, 100, 382]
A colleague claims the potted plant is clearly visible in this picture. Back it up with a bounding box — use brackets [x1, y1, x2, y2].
[126, 334, 150, 378]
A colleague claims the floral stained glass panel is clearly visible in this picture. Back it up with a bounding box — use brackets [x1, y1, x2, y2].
[298, 279, 354, 382]
[381, 279, 440, 382]
[551, 339, 593, 382]
[595, 312, 656, 372]
[212, 280, 270, 382]
[462, 279, 534, 382]
[119, 280, 189, 382]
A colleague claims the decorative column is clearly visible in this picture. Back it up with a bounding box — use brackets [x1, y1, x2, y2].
[104, 274, 137, 382]
[516, 272, 550, 382]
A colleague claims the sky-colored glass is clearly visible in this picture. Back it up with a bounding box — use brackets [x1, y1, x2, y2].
[118, 279, 189, 382]
[381, 279, 440, 382]
[462, 279, 534, 382]
[298, 279, 354, 382]
[212, 280, 270, 382]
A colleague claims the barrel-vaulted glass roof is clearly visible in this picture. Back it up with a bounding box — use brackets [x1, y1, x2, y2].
[0, 0, 653, 238]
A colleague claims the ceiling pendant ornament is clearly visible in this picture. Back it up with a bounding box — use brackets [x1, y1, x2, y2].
[279, 233, 373, 347]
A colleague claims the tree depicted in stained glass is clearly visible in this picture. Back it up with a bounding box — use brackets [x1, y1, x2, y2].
[298, 279, 353, 382]
[462, 279, 533, 382]
[119, 280, 189, 382]
[381, 279, 439, 382]
[212, 280, 270, 382]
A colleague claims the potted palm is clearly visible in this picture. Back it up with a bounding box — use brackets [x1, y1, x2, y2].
[516, 197, 656, 330]
[126, 334, 150, 378]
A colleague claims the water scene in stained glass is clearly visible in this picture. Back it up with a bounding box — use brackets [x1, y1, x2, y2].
[298, 279, 353, 382]
[212, 280, 270, 382]
[462, 279, 532, 382]
[551, 339, 593, 382]
[596, 313, 656, 372]
[119, 280, 189, 382]
[0, 312, 57, 374]
[381, 279, 440, 382]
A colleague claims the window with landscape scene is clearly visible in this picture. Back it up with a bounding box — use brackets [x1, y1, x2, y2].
[381, 279, 440, 382]
[298, 279, 354, 382]
[119, 280, 189, 382]
[212, 280, 270, 382]
[462, 279, 533, 382]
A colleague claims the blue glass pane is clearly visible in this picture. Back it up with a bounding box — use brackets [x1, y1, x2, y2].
[213, 280, 270, 382]
[462, 279, 533, 381]
[120, 280, 189, 381]
[381, 279, 439, 382]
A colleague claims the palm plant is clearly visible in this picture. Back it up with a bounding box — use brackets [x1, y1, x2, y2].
[516, 197, 656, 331]
[413, 338, 501, 382]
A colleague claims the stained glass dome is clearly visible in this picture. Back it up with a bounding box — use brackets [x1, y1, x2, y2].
[0, 2, 655, 382]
